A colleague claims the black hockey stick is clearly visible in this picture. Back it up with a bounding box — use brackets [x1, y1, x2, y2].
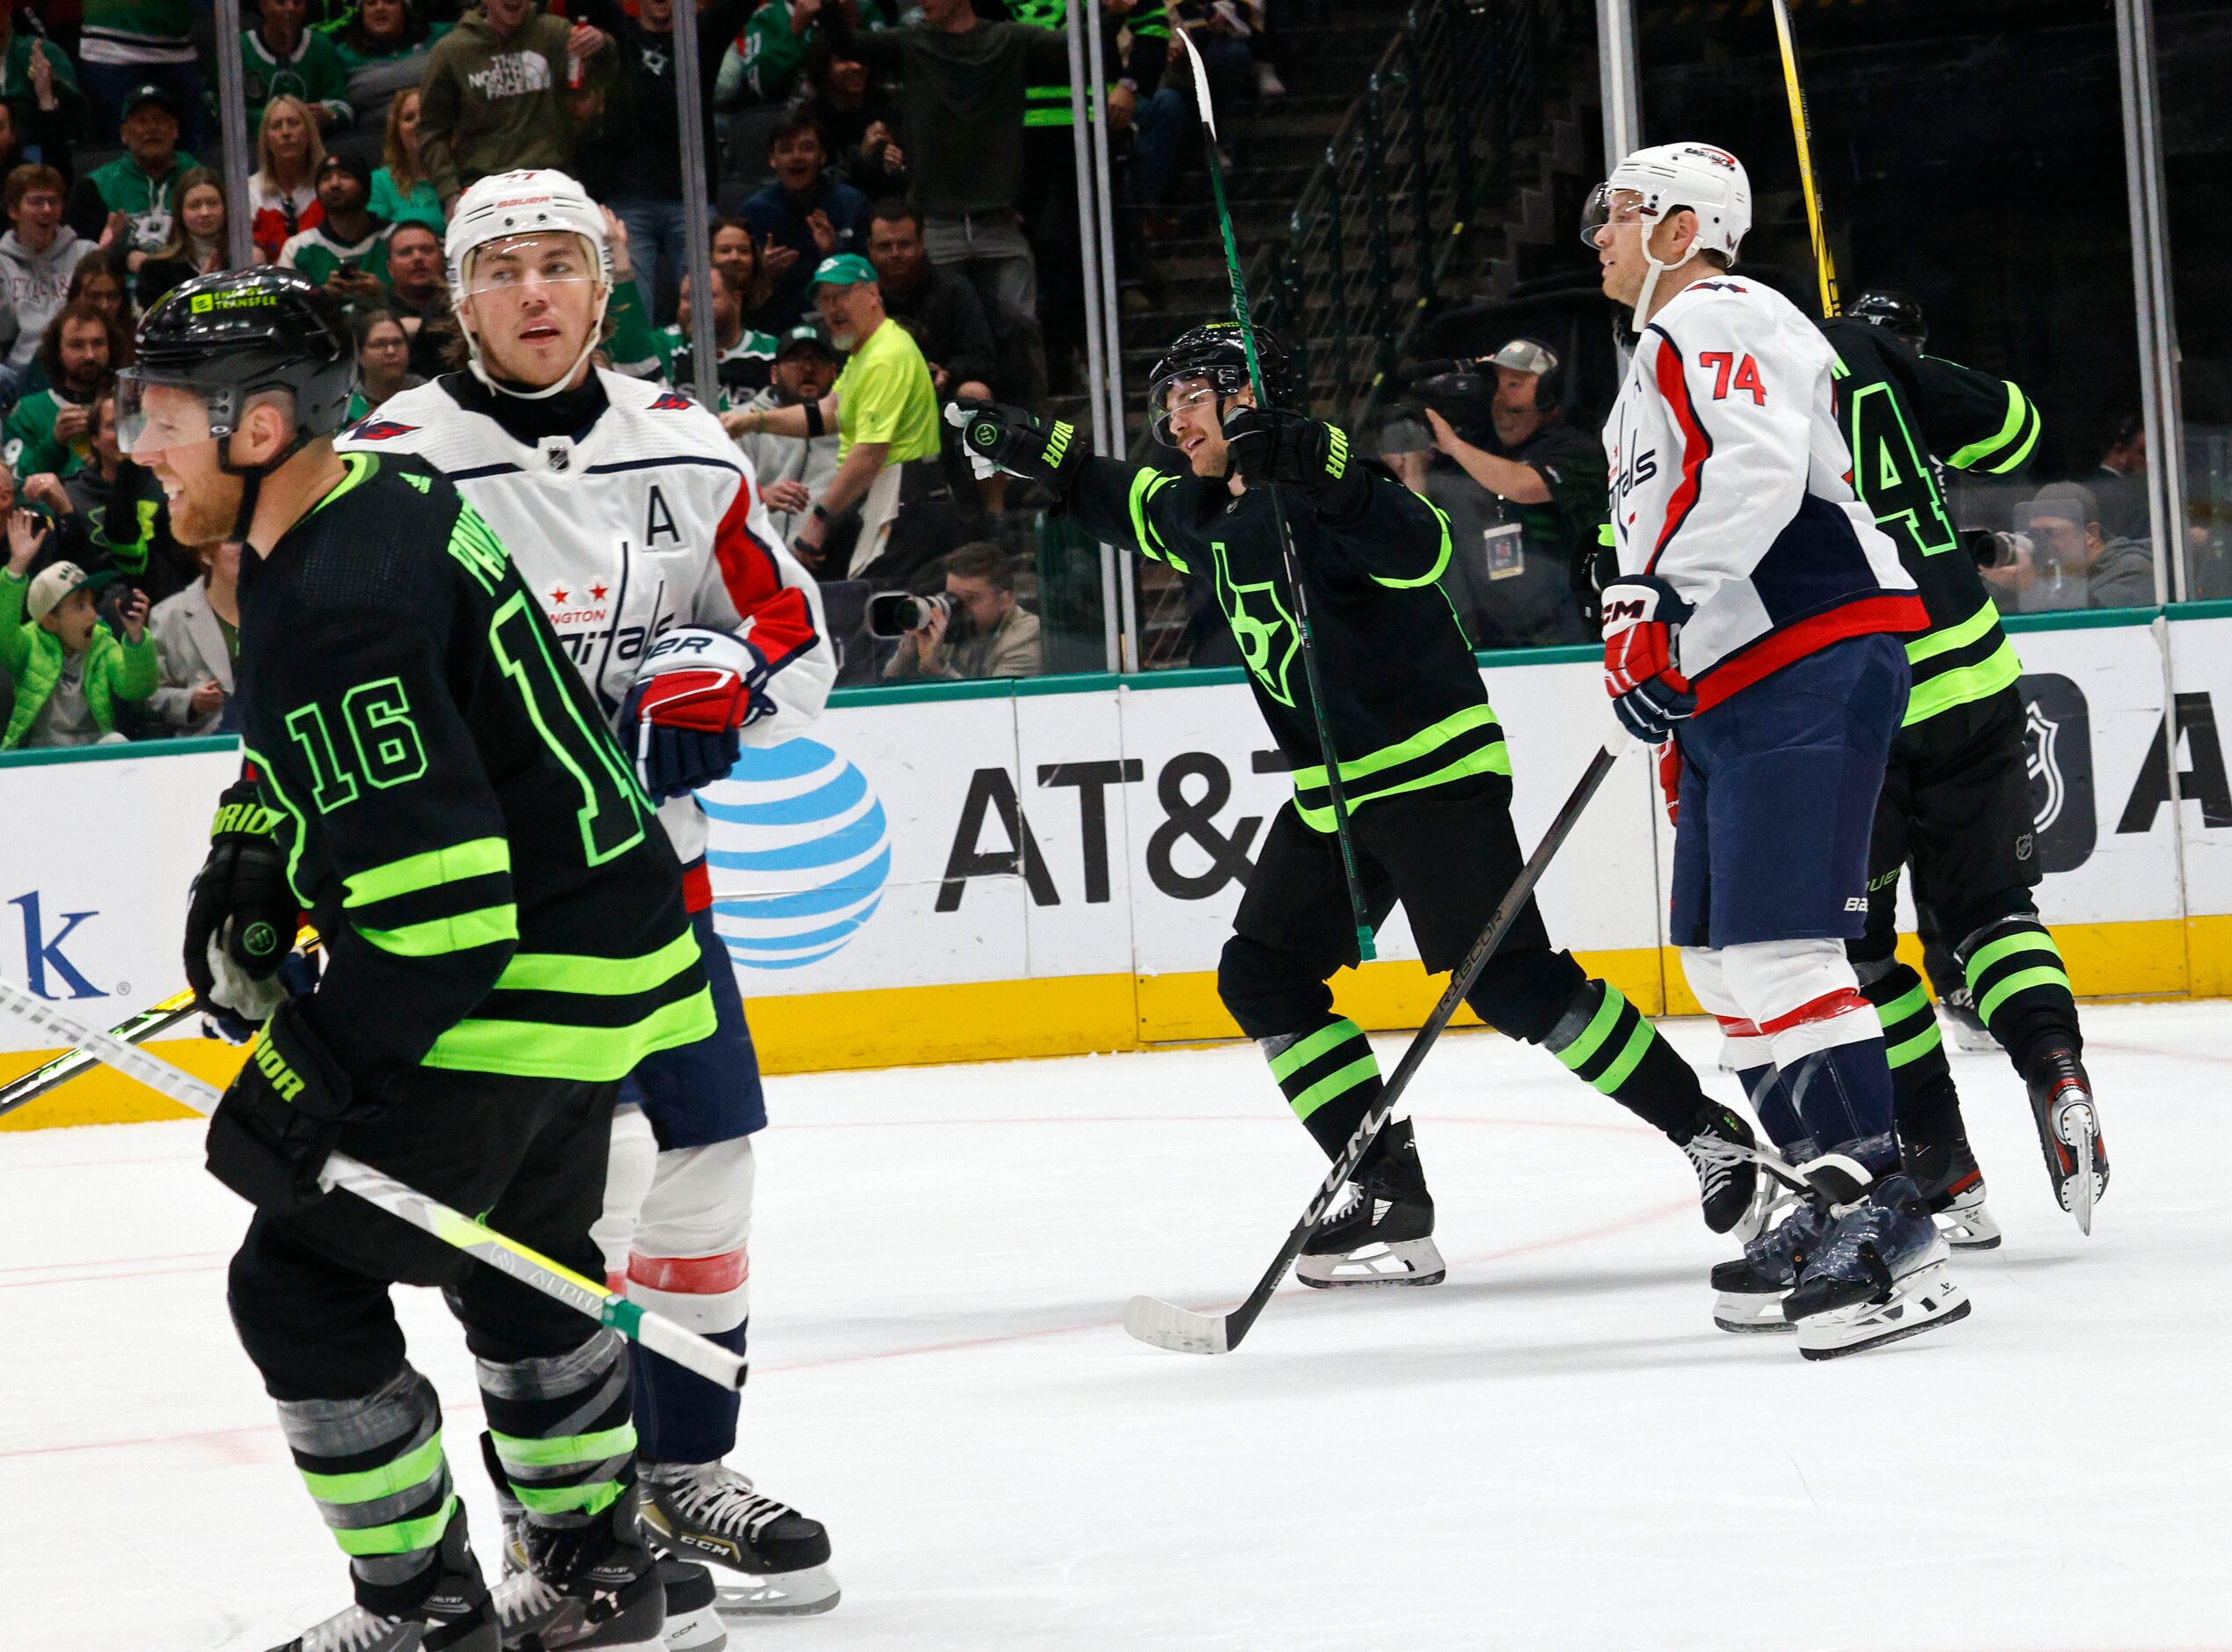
[1176, 26, 1375, 963]
[1125, 736, 1627, 1355]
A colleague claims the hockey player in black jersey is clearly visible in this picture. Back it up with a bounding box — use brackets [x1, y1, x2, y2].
[955, 322, 1760, 1283]
[1826, 301, 2109, 1236]
[125, 268, 716, 1652]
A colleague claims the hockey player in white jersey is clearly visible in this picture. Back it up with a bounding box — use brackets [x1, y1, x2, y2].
[1585, 143, 1969, 1359]
[339, 170, 841, 1621]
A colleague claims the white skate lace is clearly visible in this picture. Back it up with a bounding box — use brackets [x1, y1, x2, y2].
[662, 1463, 794, 1541]
[491, 1568, 565, 1631]
[1681, 1131, 1750, 1205]
[295, 1604, 400, 1652]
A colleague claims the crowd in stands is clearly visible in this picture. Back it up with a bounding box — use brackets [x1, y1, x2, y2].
[6, 0, 1308, 744]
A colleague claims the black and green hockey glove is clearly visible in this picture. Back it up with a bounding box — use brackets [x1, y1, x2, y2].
[203, 1003, 362, 1213]
[183, 776, 298, 1034]
[948, 399, 1085, 491]
[1221, 406, 1370, 515]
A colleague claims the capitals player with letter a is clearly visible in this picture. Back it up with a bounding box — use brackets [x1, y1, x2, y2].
[339, 171, 839, 1615]
[1587, 143, 1969, 1358]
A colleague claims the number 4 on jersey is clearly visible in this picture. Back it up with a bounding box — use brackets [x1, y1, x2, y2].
[1697, 351, 1767, 405]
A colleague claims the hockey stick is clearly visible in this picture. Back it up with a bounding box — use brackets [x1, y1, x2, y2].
[0, 930, 326, 1122]
[1770, 0, 1840, 318]
[1125, 735, 1628, 1355]
[0, 978, 748, 1390]
[1175, 26, 1375, 964]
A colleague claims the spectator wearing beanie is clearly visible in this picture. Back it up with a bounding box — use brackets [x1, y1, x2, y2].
[1, 164, 88, 376]
[68, 83, 198, 258]
[279, 151, 392, 306]
[1, 542, 157, 749]
[417, 0, 614, 212]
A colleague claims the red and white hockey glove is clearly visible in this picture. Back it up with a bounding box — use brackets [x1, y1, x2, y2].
[620, 628, 765, 802]
[1600, 574, 1696, 742]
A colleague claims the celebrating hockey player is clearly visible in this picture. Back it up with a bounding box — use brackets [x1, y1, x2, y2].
[954, 322, 1760, 1287]
[129, 267, 717, 1649]
[1830, 291, 2108, 1237]
[1586, 142, 1969, 1357]
[339, 171, 840, 1617]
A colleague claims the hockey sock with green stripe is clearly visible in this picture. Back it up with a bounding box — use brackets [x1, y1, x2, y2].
[1542, 980, 1703, 1136]
[479, 1329, 639, 1531]
[1857, 957, 1972, 1158]
[1259, 1016, 1385, 1161]
[1960, 916, 2082, 1073]
[277, 1363, 458, 1606]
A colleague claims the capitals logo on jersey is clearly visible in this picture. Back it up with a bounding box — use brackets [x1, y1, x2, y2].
[349, 418, 420, 442]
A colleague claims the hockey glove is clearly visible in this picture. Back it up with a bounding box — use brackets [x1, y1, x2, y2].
[948, 400, 1085, 491]
[204, 1003, 362, 1213]
[1221, 406, 1371, 516]
[184, 777, 297, 1018]
[1600, 574, 1697, 742]
[620, 627, 768, 803]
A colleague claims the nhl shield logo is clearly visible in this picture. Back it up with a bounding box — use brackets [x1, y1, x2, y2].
[2021, 673, 2096, 874]
[543, 440, 572, 472]
[2026, 700, 2066, 833]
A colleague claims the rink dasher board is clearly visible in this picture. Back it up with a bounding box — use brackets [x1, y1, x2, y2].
[5, 613, 2230, 1120]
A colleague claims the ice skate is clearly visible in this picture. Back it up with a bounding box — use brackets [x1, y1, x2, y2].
[1903, 1136, 2001, 1250]
[1709, 1190, 1831, 1332]
[490, 1496, 666, 1651]
[2024, 1045, 2108, 1233]
[1296, 1117, 1445, 1287]
[1675, 1102, 1760, 1233]
[1783, 1173, 1970, 1359]
[639, 1462, 840, 1617]
[267, 1510, 495, 1652]
[1939, 987, 1998, 1054]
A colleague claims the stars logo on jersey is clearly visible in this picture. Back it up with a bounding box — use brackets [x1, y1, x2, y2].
[1210, 540, 1299, 709]
[350, 418, 419, 442]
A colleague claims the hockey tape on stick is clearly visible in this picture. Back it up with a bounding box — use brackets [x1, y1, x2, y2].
[1124, 733, 1631, 1356]
[0, 977, 747, 1390]
[0, 929, 326, 1122]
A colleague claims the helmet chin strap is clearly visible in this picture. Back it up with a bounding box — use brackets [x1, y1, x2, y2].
[464, 284, 612, 402]
[218, 422, 315, 547]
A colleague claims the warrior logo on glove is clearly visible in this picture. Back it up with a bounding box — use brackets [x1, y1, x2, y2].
[620, 628, 772, 803]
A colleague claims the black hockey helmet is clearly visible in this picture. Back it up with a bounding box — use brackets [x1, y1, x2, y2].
[1145, 319, 1298, 447]
[121, 267, 358, 456]
[1848, 289, 1928, 352]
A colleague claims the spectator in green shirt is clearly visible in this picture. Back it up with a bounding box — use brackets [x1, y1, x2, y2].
[243, 0, 356, 133]
[66, 82, 197, 258]
[370, 86, 446, 232]
[4, 303, 121, 483]
[725, 251, 956, 584]
[278, 152, 392, 307]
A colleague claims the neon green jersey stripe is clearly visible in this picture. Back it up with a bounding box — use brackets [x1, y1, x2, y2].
[1288, 1054, 1381, 1122]
[1876, 981, 1931, 1027]
[344, 837, 511, 908]
[1906, 598, 2003, 665]
[1269, 1019, 1363, 1084]
[1947, 383, 2033, 471]
[1371, 500, 1455, 588]
[1904, 640, 2021, 727]
[515, 1480, 626, 1517]
[298, 1431, 445, 1505]
[1554, 985, 1628, 1071]
[1590, 1019, 1656, 1096]
[1294, 742, 1511, 832]
[332, 1494, 457, 1557]
[359, 904, 519, 958]
[1965, 930, 2064, 982]
[1992, 398, 2042, 474]
[1886, 1023, 1944, 1069]
[1978, 964, 2071, 1025]
[1292, 704, 1504, 792]
[490, 1423, 637, 1469]
[422, 988, 715, 1080]
[494, 928, 700, 997]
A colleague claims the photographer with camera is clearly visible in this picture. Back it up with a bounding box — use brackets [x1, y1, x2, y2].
[1985, 481, 2155, 613]
[1394, 340, 1602, 649]
[878, 540, 1043, 679]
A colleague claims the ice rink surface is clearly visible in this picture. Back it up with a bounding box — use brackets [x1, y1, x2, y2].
[6, 1001, 2228, 1652]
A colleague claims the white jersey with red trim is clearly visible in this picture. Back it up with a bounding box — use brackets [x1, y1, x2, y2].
[338, 369, 833, 888]
[1605, 275, 1924, 711]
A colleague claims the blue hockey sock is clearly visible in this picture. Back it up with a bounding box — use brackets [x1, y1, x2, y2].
[1779, 1041, 1899, 1172]
[1737, 1064, 1805, 1154]
[633, 1319, 749, 1467]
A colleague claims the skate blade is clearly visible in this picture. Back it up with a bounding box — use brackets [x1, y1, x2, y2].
[1934, 1191, 2003, 1251]
[1796, 1261, 1969, 1360]
[1123, 1293, 1229, 1355]
[710, 1565, 840, 1618]
[1711, 1290, 1794, 1334]
[1294, 1237, 1445, 1289]
[2070, 1114, 2097, 1236]
[664, 1599, 730, 1648]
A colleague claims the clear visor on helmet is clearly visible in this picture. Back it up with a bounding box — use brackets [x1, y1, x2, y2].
[460, 230, 600, 303]
[1147, 370, 1229, 448]
[1577, 184, 1650, 251]
[115, 367, 233, 459]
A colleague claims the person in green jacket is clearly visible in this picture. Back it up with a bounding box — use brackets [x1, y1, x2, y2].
[1, 540, 157, 749]
[4, 303, 116, 482]
[68, 83, 197, 258]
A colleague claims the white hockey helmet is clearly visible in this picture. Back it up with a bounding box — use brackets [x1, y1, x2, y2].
[446, 168, 614, 399]
[1581, 142, 1752, 328]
